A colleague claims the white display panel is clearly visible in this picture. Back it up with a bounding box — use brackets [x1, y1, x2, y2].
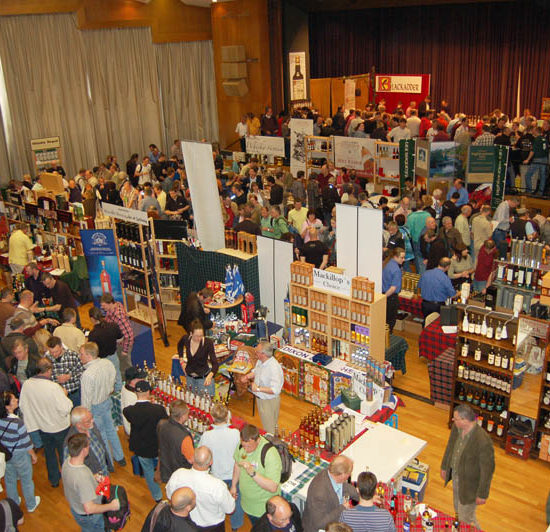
[273, 239, 293, 326]
[257, 236, 275, 321]
[357, 207, 383, 293]
[181, 141, 224, 251]
[336, 203, 359, 277]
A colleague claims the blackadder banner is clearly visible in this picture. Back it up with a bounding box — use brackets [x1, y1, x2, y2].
[375, 75, 422, 93]
[245, 135, 285, 157]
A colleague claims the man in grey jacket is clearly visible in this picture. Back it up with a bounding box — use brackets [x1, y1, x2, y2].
[441, 404, 495, 528]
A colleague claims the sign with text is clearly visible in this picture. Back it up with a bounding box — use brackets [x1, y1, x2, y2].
[491, 145, 509, 209]
[30, 136, 60, 150]
[290, 118, 314, 177]
[415, 139, 430, 179]
[468, 145, 495, 183]
[102, 203, 149, 225]
[333, 136, 376, 178]
[313, 268, 352, 296]
[344, 79, 356, 112]
[80, 229, 123, 307]
[289, 51, 307, 101]
[245, 135, 285, 157]
[376, 75, 422, 93]
[399, 139, 416, 194]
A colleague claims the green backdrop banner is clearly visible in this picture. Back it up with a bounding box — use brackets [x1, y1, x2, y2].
[399, 139, 415, 194]
[491, 145, 509, 209]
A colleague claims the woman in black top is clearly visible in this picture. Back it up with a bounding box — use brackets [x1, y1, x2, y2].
[88, 307, 123, 392]
[177, 319, 218, 397]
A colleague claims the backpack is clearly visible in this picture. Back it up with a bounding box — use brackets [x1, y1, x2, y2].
[0, 500, 16, 532]
[261, 435, 293, 484]
[103, 484, 130, 530]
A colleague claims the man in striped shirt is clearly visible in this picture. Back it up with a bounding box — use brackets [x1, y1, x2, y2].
[100, 294, 134, 370]
[79, 342, 126, 467]
[339, 472, 396, 532]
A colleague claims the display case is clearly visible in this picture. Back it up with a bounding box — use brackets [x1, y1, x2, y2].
[304, 135, 333, 182]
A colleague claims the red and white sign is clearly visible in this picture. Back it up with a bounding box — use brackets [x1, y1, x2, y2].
[375, 75, 423, 94]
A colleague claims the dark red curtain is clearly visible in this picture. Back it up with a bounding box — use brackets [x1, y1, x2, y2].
[309, 1, 550, 116]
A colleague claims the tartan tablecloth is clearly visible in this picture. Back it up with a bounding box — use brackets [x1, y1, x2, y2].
[389, 494, 481, 531]
[398, 296, 423, 318]
[386, 335, 409, 374]
[282, 457, 329, 511]
[418, 318, 457, 361]
[428, 347, 456, 405]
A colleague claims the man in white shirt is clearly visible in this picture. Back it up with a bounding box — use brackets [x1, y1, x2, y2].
[135, 156, 152, 186]
[19, 357, 73, 487]
[243, 341, 284, 434]
[406, 110, 421, 138]
[166, 446, 235, 532]
[199, 403, 243, 530]
[388, 117, 411, 142]
[236, 116, 249, 152]
[80, 342, 125, 466]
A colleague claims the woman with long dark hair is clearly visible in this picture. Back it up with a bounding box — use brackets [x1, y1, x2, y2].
[0, 391, 39, 512]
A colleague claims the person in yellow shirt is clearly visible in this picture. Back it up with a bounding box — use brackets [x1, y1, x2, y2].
[247, 112, 261, 137]
[9, 225, 34, 274]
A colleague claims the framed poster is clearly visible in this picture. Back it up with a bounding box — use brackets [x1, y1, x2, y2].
[289, 51, 307, 101]
[541, 97, 550, 120]
[415, 140, 430, 178]
[467, 145, 495, 183]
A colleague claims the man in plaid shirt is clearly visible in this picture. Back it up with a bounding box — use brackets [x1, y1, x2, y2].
[473, 125, 495, 146]
[46, 335, 84, 407]
[100, 294, 134, 367]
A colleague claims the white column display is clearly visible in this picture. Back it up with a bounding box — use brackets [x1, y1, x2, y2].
[181, 141, 224, 251]
[290, 118, 313, 177]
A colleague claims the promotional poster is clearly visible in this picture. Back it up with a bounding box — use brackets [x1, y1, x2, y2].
[80, 229, 124, 307]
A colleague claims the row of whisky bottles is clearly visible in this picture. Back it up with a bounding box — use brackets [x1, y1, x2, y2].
[456, 384, 507, 413]
[457, 361, 512, 393]
[460, 312, 514, 342]
[460, 339, 514, 370]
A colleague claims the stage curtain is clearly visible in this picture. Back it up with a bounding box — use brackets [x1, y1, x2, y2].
[0, 14, 98, 179]
[309, 1, 550, 116]
[155, 41, 219, 147]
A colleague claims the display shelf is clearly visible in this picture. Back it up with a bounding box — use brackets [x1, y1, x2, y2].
[455, 352, 514, 376]
[451, 398, 507, 441]
[157, 254, 177, 259]
[495, 258, 550, 273]
[121, 263, 145, 274]
[456, 376, 511, 395]
[304, 136, 334, 183]
[459, 331, 516, 352]
[493, 280, 536, 294]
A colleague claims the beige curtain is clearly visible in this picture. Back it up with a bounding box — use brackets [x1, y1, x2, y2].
[0, 14, 219, 179]
[155, 41, 219, 146]
[81, 26, 163, 166]
[0, 14, 98, 178]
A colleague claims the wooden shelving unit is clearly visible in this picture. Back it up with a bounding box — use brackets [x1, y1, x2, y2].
[304, 135, 333, 182]
[113, 220, 158, 329]
[289, 261, 386, 365]
[150, 221, 181, 322]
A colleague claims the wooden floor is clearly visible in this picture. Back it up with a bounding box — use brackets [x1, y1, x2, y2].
[12, 305, 549, 532]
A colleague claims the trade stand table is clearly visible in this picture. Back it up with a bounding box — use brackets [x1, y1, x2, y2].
[130, 319, 155, 367]
[399, 295, 423, 318]
[428, 347, 456, 406]
[418, 318, 457, 361]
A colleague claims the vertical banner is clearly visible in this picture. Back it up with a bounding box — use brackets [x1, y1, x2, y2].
[492, 145, 509, 209]
[344, 79, 356, 112]
[399, 139, 416, 194]
[181, 141, 225, 251]
[290, 118, 314, 177]
[80, 230, 123, 307]
[289, 51, 307, 101]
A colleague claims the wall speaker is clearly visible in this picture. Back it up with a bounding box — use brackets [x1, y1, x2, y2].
[221, 62, 247, 79]
[222, 79, 248, 97]
[221, 45, 246, 63]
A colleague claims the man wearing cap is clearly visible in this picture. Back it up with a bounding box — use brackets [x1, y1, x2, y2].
[123, 380, 168, 502]
[120, 366, 145, 436]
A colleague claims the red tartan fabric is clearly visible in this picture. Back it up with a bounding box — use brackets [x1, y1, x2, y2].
[428, 347, 456, 404]
[418, 318, 457, 361]
[398, 296, 423, 318]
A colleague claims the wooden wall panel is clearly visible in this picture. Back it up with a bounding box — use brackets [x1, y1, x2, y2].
[0, 0, 212, 42]
[212, 0, 272, 150]
[310, 78, 331, 118]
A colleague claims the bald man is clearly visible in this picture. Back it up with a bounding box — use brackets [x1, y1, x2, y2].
[252, 495, 303, 532]
[166, 446, 235, 532]
[302, 456, 359, 532]
[141, 487, 198, 532]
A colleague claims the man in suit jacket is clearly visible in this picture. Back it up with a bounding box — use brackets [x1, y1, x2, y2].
[302, 456, 359, 532]
[441, 404, 495, 529]
[123, 380, 168, 502]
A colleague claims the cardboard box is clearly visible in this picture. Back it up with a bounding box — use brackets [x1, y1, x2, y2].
[401, 472, 427, 502]
[539, 434, 550, 461]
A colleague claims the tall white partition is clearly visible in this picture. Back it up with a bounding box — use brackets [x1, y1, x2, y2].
[357, 208, 383, 293]
[181, 141, 224, 251]
[336, 203, 359, 277]
[257, 236, 293, 326]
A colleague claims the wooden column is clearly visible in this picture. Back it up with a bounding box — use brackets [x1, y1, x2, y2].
[211, 0, 273, 150]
